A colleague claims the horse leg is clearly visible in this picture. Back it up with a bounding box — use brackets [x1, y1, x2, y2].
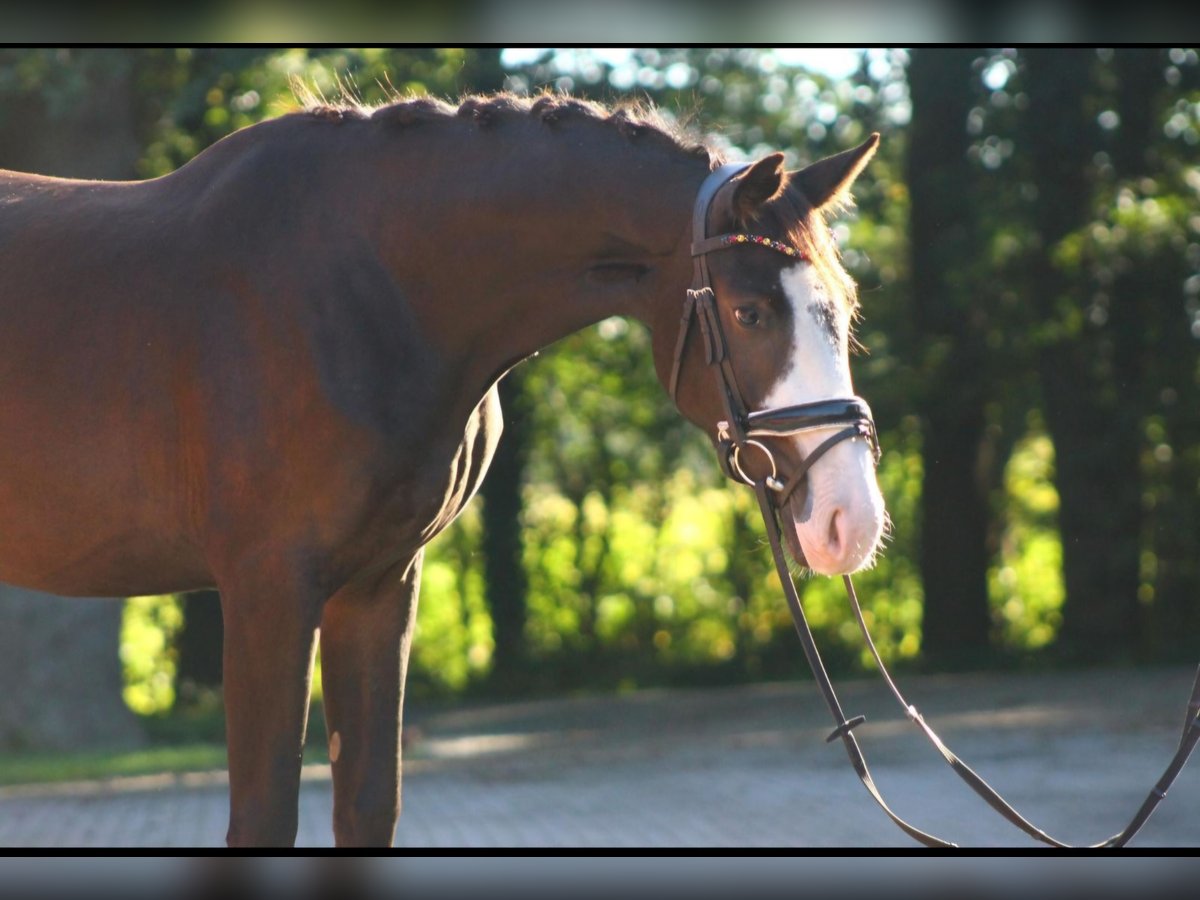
[219, 564, 323, 847]
[318, 551, 422, 847]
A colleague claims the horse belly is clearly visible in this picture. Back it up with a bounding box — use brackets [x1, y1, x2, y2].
[0, 185, 209, 595]
[0, 375, 205, 597]
[0, 452, 207, 597]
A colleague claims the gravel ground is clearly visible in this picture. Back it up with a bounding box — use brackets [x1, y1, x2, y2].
[1, 665, 1198, 849]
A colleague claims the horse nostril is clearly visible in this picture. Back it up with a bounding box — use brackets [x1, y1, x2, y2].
[827, 509, 844, 555]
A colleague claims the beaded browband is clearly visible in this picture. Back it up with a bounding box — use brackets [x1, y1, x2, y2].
[690, 232, 807, 261]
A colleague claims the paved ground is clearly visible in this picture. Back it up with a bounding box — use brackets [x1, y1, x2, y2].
[1, 665, 1198, 848]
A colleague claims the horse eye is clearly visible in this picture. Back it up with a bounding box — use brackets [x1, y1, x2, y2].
[734, 307, 761, 327]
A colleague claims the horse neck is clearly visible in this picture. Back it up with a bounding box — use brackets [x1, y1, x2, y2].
[359, 120, 711, 399]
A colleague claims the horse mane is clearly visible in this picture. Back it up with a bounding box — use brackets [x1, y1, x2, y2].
[298, 89, 721, 167]
[297, 88, 854, 316]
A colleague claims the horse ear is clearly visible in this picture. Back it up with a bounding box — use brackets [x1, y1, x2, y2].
[729, 152, 787, 222]
[793, 133, 880, 212]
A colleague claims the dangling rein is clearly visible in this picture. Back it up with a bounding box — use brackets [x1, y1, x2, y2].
[677, 162, 1200, 848]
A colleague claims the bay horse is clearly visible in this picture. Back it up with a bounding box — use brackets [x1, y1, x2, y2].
[0, 92, 884, 846]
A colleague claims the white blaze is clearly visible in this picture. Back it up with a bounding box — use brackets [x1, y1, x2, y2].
[762, 266, 853, 410]
[760, 264, 885, 573]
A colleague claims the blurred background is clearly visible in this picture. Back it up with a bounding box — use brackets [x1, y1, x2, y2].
[0, 46, 1197, 782]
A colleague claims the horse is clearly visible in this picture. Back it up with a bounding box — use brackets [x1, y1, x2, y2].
[0, 92, 885, 846]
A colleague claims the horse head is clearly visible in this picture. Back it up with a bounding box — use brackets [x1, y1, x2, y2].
[657, 135, 885, 575]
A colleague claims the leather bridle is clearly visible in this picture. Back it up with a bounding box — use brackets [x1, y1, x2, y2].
[668, 161, 880, 522]
[674, 162, 1200, 848]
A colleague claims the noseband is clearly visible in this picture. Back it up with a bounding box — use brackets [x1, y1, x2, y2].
[672, 163, 1200, 848]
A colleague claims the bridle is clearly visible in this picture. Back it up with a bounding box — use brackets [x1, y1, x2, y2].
[673, 162, 1200, 848]
[668, 161, 880, 521]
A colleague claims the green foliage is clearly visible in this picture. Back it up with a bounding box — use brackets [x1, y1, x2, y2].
[0, 697, 332, 786]
[120, 595, 183, 714]
[136, 47, 503, 178]
[410, 505, 494, 693]
[0, 49, 130, 117]
[990, 429, 1065, 651]
[0, 743, 227, 787]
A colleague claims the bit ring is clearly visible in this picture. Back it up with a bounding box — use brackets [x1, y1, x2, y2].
[729, 439, 782, 490]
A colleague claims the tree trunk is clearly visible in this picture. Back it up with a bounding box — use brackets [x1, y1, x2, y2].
[1149, 337, 1200, 659]
[1023, 48, 1142, 661]
[480, 371, 533, 689]
[905, 48, 995, 667]
[1109, 49, 1200, 660]
[175, 590, 224, 703]
[0, 50, 147, 749]
[0, 587, 143, 750]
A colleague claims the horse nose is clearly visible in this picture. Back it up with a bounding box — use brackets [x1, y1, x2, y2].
[808, 499, 881, 574]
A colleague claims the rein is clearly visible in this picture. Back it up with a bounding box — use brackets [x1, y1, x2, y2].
[679, 163, 1200, 848]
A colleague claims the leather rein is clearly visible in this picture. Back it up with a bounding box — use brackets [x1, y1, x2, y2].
[673, 162, 1200, 848]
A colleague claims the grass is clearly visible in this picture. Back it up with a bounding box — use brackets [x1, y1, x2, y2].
[0, 699, 330, 788]
[0, 744, 230, 787]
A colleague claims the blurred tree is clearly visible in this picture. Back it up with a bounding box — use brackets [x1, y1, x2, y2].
[175, 590, 223, 703]
[1022, 48, 1143, 662]
[480, 368, 533, 689]
[1140, 47, 1200, 662]
[1074, 48, 1200, 661]
[904, 48, 997, 667]
[0, 49, 154, 749]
